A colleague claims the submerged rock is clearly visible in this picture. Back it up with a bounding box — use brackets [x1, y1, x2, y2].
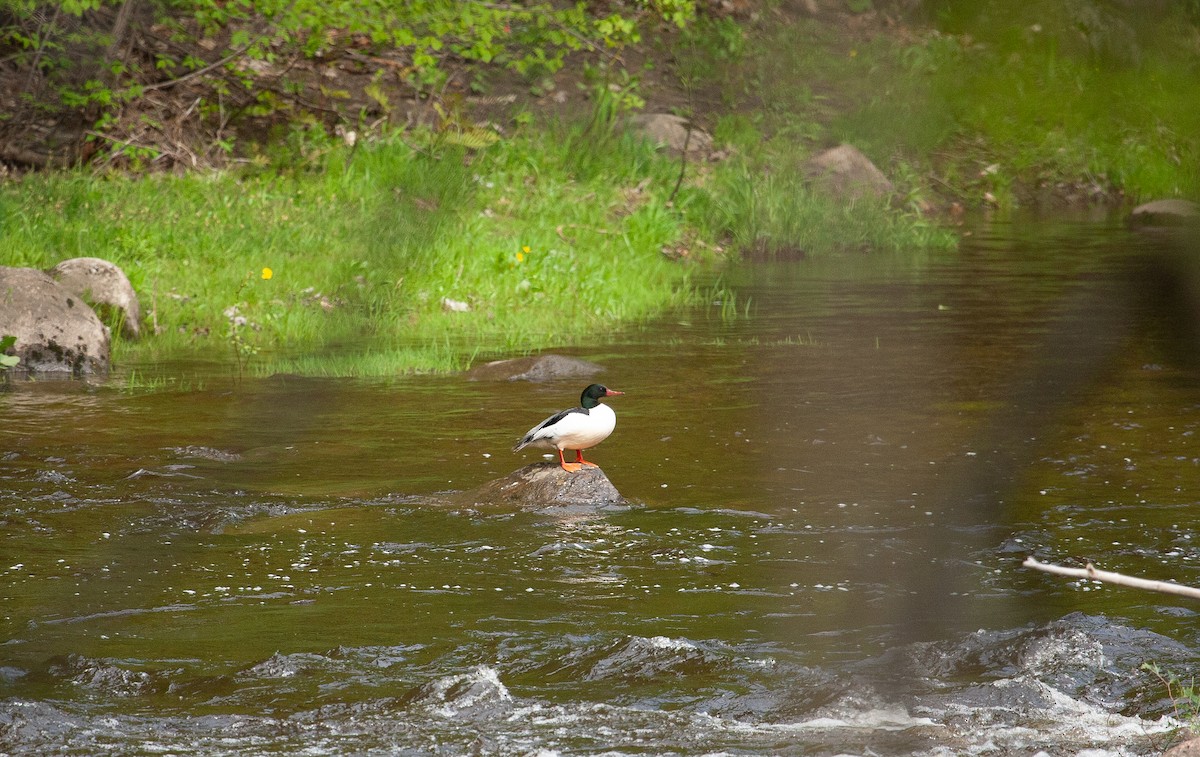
[399, 665, 513, 716]
[169, 445, 243, 463]
[463, 462, 625, 508]
[0, 266, 110, 375]
[465, 354, 605, 382]
[44, 654, 158, 698]
[580, 636, 718, 682]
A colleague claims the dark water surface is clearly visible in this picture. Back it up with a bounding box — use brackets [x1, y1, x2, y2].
[4, 215, 1200, 755]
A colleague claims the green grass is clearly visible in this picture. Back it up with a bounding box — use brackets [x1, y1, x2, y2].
[674, 1, 1200, 209]
[930, 16, 1200, 204]
[681, 157, 956, 255]
[1143, 661, 1200, 736]
[0, 123, 701, 376]
[262, 341, 477, 378]
[2, 100, 963, 377]
[3, 3, 1197, 380]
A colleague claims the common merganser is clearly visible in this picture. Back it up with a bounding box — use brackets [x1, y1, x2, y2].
[513, 384, 625, 472]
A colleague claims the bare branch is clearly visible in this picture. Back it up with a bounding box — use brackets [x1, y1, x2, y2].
[667, 123, 693, 205]
[1023, 556, 1200, 600]
[139, 39, 263, 93]
[24, 5, 63, 93]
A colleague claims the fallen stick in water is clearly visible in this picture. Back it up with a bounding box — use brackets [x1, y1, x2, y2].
[1023, 557, 1200, 600]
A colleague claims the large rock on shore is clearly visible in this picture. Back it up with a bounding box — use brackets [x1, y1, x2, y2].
[0, 266, 110, 375]
[461, 462, 626, 509]
[1165, 738, 1200, 757]
[630, 113, 714, 155]
[804, 143, 894, 201]
[1129, 198, 1200, 228]
[48, 257, 141, 338]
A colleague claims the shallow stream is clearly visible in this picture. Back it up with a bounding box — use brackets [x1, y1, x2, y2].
[4, 214, 1200, 755]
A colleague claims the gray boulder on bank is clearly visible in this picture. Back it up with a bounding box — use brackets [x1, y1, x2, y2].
[1129, 198, 1200, 227]
[466, 354, 605, 382]
[0, 266, 111, 375]
[461, 462, 626, 508]
[804, 143, 894, 201]
[1165, 738, 1200, 757]
[630, 113, 714, 155]
[48, 257, 141, 338]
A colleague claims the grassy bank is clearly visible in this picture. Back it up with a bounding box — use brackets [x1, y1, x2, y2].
[677, 3, 1200, 209]
[1, 116, 952, 377]
[22, 0, 1196, 379]
[3, 124, 685, 376]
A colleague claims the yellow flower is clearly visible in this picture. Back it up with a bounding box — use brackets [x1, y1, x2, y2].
[522, 245, 531, 253]
[516, 251, 525, 263]
[261, 267, 273, 280]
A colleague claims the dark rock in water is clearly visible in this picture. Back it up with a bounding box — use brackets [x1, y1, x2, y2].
[0, 266, 110, 375]
[579, 636, 718, 682]
[238, 652, 311, 680]
[169, 445, 243, 463]
[43, 654, 158, 697]
[47, 257, 141, 338]
[1129, 198, 1200, 227]
[399, 665, 513, 715]
[465, 354, 605, 382]
[463, 462, 625, 508]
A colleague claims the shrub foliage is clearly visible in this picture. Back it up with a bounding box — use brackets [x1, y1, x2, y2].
[0, 0, 693, 167]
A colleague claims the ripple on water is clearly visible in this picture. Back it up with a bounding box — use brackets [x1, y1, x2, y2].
[0, 608, 1187, 755]
[4, 222, 1199, 755]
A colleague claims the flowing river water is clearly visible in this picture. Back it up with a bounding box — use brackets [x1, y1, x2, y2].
[3, 214, 1200, 755]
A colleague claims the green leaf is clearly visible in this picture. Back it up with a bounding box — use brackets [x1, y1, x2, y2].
[442, 129, 500, 149]
[0, 335, 18, 369]
[365, 79, 390, 111]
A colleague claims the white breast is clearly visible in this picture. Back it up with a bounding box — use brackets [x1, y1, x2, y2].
[542, 403, 616, 451]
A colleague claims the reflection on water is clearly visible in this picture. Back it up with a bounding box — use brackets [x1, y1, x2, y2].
[3, 215, 1200, 754]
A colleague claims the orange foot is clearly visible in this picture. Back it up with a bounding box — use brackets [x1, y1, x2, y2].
[573, 452, 599, 468]
[557, 450, 584, 473]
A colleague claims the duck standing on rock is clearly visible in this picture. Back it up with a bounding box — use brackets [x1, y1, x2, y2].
[513, 384, 624, 472]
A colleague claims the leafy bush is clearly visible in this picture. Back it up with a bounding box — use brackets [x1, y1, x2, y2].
[0, 0, 695, 165]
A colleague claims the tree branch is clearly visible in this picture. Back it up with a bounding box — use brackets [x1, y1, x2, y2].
[1023, 556, 1200, 600]
[139, 38, 264, 93]
[668, 121, 693, 205]
[24, 5, 62, 93]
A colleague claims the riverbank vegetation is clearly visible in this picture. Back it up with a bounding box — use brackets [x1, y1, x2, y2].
[2, 1, 1197, 375]
[3, 122, 693, 375]
[1, 113, 950, 376]
[674, 1, 1200, 210]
